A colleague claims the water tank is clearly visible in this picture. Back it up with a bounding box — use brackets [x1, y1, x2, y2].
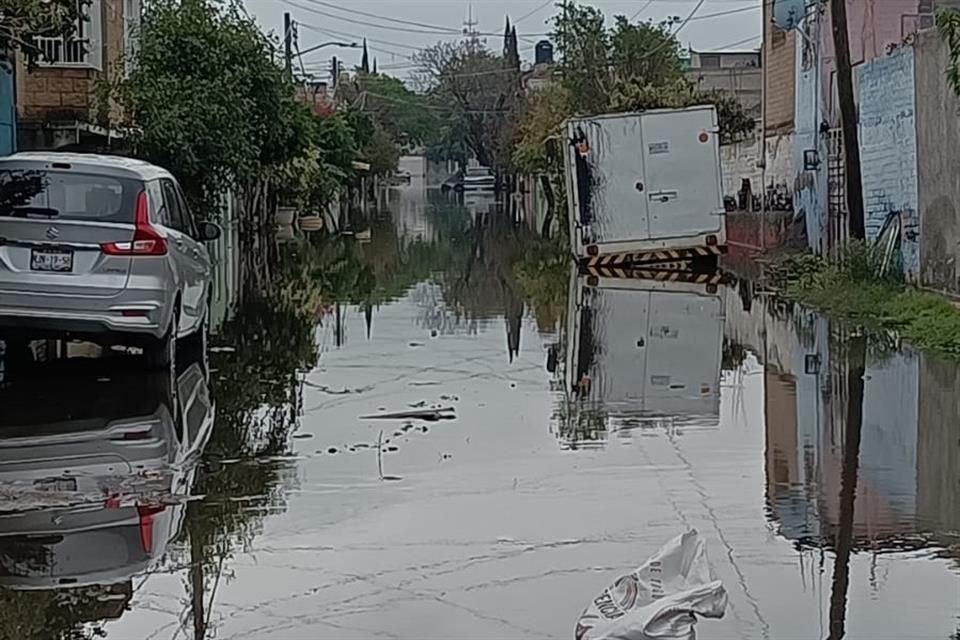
[535, 40, 554, 65]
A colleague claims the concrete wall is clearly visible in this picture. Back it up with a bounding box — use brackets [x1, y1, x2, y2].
[720, 133, 794, 206]
[915, 28, 960, 296]
[793, 14, 828, 253]
[686, 67, 761, 116]
[793, 1, 930, 256]
[856, 47, 920, 280]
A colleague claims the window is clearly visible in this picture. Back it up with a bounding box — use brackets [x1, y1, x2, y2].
[160, 179, 189, 234]
[123, 0, 142, 68]
[0, 169, 140, 223]
[173, 183, 198, 238]
[36, 0, 103, 69]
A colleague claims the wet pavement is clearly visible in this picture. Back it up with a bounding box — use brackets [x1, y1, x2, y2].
[1, 175, 959, 639]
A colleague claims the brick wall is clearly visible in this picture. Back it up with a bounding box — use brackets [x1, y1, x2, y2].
[764, 0, 796, 132]
[856, 47, 920, 280]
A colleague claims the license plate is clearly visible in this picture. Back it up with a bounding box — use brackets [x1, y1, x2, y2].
[34, 478, 77, 492]
[30, 248, 74, 272]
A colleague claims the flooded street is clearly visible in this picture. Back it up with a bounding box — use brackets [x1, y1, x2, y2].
[1, 175, 959, 639]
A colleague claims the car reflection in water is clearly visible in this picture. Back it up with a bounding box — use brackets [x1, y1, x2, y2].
[0, 351, 213, 601]
[554, 265, 725, 449]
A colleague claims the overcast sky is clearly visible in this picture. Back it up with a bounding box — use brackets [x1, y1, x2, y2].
[244, 0, 761, 81]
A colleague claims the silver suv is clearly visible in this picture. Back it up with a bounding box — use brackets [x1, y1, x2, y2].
[0, 152, 220, 366]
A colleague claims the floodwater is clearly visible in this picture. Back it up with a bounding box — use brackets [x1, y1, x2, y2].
[1, 172, 959, 639]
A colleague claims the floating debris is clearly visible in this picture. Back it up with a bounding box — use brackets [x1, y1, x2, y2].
[292, 433, 313, 440]
[359, 407, 456, 422]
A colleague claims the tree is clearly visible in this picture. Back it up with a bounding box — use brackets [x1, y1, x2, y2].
[551, 3, 610, 114]
[340, 73, 439, 150]
[0, 0, 89, 64]
[360, 38, 370, 74]
[513, 84, 569, 176]
[414, 40, 515, 167]
[113, 0, 312, 214]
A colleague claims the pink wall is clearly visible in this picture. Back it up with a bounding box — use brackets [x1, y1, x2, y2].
[819, 0, 928, 121]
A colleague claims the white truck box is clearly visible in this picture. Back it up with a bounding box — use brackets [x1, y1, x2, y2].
[564, 106, 726, 261]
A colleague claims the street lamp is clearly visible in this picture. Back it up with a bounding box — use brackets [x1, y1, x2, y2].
[299, 41, 359, 56]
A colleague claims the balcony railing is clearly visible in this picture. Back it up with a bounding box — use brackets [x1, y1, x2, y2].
[35, 36, 97, 67]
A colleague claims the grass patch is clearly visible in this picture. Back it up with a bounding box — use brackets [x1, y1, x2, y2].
[772, 242, 960, 357]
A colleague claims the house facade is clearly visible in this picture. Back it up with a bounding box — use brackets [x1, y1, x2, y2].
[14, 0, 139, 150]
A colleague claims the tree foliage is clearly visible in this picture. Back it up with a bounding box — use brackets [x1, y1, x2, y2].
[512, 84, 569, 175]
[113, 0, 313, 213]
[415, 40, 518, 167]
[339, 73, 439, 150]
[937, 7, 960, 99]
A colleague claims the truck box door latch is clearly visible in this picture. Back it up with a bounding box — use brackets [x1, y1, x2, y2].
[649, 190, 679, 203]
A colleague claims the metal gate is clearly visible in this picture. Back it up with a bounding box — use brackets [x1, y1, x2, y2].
[0, 57, 14, 156]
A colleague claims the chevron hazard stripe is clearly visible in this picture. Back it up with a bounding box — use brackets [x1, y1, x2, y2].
[582, 244, 725, 267]
[583, 267, 734, 286]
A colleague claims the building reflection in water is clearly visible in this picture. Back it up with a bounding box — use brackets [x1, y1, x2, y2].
[725, 278, 960, 636]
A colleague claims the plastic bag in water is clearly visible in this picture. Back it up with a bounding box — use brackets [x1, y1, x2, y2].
[575, 529, 727, 640]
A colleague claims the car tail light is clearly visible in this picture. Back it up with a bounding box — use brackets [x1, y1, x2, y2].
[101, 191, 168, 256]
[137, 504, 166, 554]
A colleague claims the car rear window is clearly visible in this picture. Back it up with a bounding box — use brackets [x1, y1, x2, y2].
[0, 168, 142, 223]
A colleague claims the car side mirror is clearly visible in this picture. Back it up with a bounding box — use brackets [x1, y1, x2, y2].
[198, 222, 222, 242]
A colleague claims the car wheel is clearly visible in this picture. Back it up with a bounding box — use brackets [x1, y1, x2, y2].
[145, 316, 177, 371]
[186, 309, 210, 372]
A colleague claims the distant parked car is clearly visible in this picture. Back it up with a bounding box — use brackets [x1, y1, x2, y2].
[0, 153, 221, 368]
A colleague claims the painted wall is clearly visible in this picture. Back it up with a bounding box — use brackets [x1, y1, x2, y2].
[914, 28, 960, 297]
[793, 1, 930, 255]
[856, 47, 920, 280]
[793, 14, 828, 252]
[820, 0, 932, 123]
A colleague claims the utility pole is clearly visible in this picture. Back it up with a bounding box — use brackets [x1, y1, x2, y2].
[829, 0, 865, 240]
[283, 12, 293, 77]
[330, 56, 340, 89]
[759, 1, 768, 251]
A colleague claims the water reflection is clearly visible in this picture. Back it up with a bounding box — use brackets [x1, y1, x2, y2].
[1, 185, 959, 638]
[726, 280, 960, 636]
[554, 267, 725, 449]
[0, 352, 212, 637]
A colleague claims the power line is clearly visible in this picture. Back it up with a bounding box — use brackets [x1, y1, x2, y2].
[514, 0, 554, 25]
[280, 0, 551, 38]
[630, 0, 657, 20]
[298, 21, 424, 52]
